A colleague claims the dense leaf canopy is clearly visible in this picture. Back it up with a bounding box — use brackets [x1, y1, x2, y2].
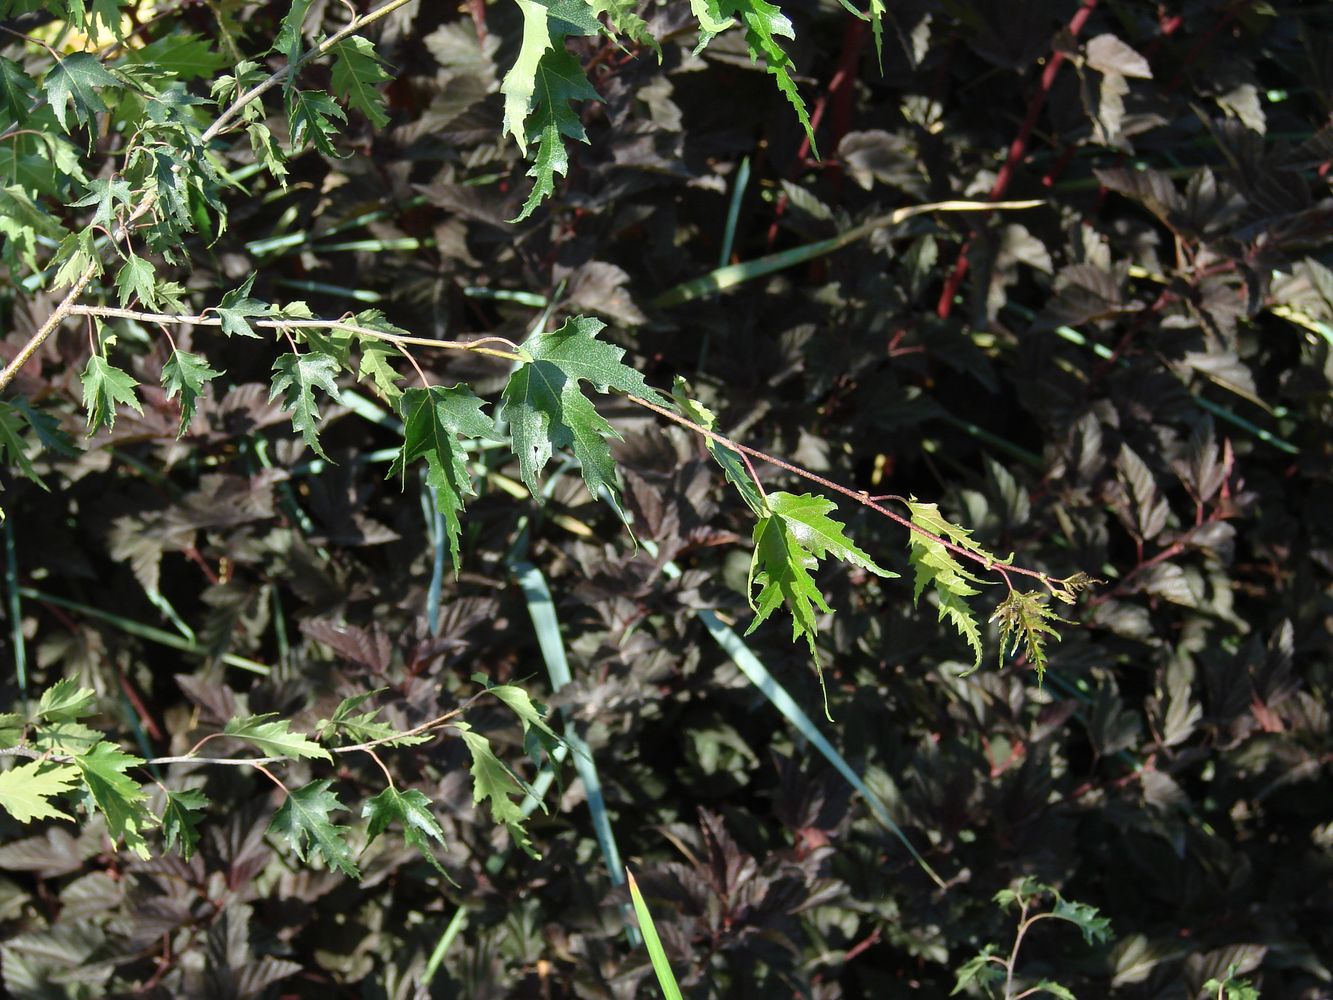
[0, 0, 1331, 996]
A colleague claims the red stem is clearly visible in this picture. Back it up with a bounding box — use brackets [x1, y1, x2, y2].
[936, 0, 1100, 318]
[766, 18, 868, 249]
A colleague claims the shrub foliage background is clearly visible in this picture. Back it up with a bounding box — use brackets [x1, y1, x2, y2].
[1, 0, 1332, 995]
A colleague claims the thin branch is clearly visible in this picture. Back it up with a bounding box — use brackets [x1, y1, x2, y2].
[626, 394, 1050, 585]
[252, 762, 290, 795]
[0, 0, 418, 394]
[64, 306, 524, 360]
[200, 0, 416, 144]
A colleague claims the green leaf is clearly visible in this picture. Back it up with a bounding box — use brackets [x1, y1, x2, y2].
[269, 352, 342, 460]
[500, 0, 604, 220]
[745, 510, 830, 658]
[74, 741, 153, 859]
[0, 761, 79, 823]
[114, 252, 157, 308]
[715, 0, 814, 153]
[0, 184, 68, 271]
[511, 46, 603, 221]
[80, 0, 127, 40]
[124, 32, 228, 81]
[215, 276, 271, 338]
[591, 0, 661, 56]
[0, 57, 37, 121]
[0, 401, 47, 490]
[10, 399, 77, 458]
[745, 492, 896, 668]
[671, 380, 764, 514]
[1033, 982, 1077, 1000]
[247, 122, 289, 187]
[357, 339, 403, 406]
[51, 226, 101, 289]
[161, 787, 208, 860]
[288, 89, 346, 156]
[388, 385, 492, 572]
[689, 0, 735, 40]
[767, 492, 896, 577]
[222, 713, 333, 761]
[43, 52, 120, 133]
[329, 37, 390, 126]
[483, 682, 562, 744]
[0, 713, 23, 749]
[71, 177, 132, 231]
[37, 679, 97, 722]
[904, 498, 997, 671]
[363, 786, 449, 875]
[501, 0, 554, 156]
[950, 945, 1004, 995]
[274, 0, 315, 66]
[1050, 895, 1113, 946]
[267, 779, 360, 877]
[314, 691, 430, 748]
[1203, 968, 1261, 1000]
[161, 350, 223, 437]
[454, 722, 539, 857]
[31, 720, 102, 756]
[80, 356, 142, 435]
[499, 315, 662, 509]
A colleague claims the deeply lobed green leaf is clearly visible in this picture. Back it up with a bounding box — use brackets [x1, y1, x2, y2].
[388, 385, 493, 573]
[500, 316, 663, 513]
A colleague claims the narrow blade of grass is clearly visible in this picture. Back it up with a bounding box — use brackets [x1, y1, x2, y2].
[419, 904, 468, 988]
[720, 156, 750, 269]
[1004, 302, 1299, 455]
[5, 520, 28, 708]
[274, 278, 383, 304]
[627, 868, 685, 1000]
[654, 199, 1042, 307]
[652, 547, 947, 888]
[17, 587, 270, 675]
[510, 555, 642, 945]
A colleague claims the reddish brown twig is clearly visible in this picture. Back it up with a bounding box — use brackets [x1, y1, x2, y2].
[936, 0, 1100, 318]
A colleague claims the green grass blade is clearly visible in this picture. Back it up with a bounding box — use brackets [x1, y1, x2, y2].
[1004, 302, 1299, 455]
[719, 156, 750, 269]
[654, 199, 1042, 307]
[16, 587, 270, 675]
[5, 520, 28, 708]
[653, 547, 946, 888]
[510, 556, 642, 945]
[274, 278, 384, 304]
[144, 588, 197, 644]
[463, 286, 549, 308]
[419, 904, 468, 988]
[626, 868, 685, 1000]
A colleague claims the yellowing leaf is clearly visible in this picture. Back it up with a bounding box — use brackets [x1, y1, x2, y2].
[904, 498, 999, 671]
[0, 761, 79, 823]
